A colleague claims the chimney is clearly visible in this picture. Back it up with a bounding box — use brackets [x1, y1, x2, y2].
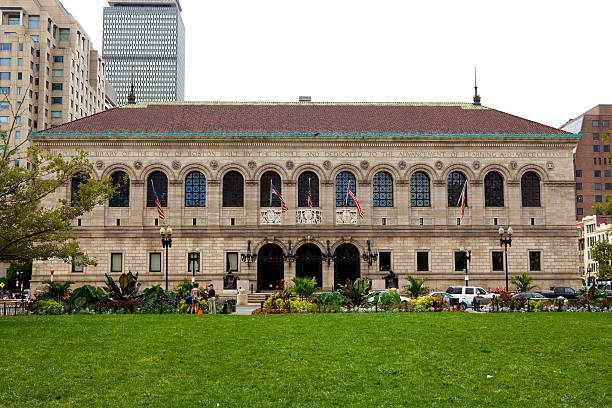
[299, 96, 311, 102]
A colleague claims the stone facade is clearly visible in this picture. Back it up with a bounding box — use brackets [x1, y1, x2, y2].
[30, 103, 581, 293]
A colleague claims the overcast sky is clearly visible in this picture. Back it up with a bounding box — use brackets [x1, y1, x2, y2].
[59, 0, 610, 128]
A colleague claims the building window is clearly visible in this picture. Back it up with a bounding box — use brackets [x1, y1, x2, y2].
[109, 171, 130, 207]
[185, 171, 206, 207]
[606, 170, 611, 177]
[595, 170, 601, 177]
[52, 69, 63, 77]
[147, 171, 168, 207]
[577, 208, 583, 215]
[335, 171, 357, 207]
[603, 120, 609, 128]
[71, 255, 84, 273]
[594, 145, 600, 152]
[260, 171, 282, 207]
[298, 171, 319, 207]
[0, 116, 8, 124]
[378, 252, 391, 271]
[0, 87, 9, 95]
[0, 72, 9, 80]
[521, 171, 541, 207]
[606, 183, 611, 190]
[0, 102, 8, 109]
[110, 253, 122, 273]
[28, 16, 40, 29]
[373, 171, 394, 207]
[605, 145, 610, 153]
[484, 171, 504, 207]
[222, 171, 244, 207]
[188, 252, 200, 274]
[593, 133, 600, 140]
[0, 44, 12, 51]
[30, 35, 39, 43]
[226, 252, 238, 272]
[595, 183, 602, 190]
[416, 251, 429, 271]
[410, 171, 430, 207]
[149, 253, 161, 273]
[51, 97, 62, 104]
[448, 171, 467, 207]
[53, 56, 64, 63]
[454, 251, 467, 271]
[529, 251, 541, 271]
[51, 111, 62, 118]
[52, 83, 63, 91]
[595, 195, 602, 202]
[59, 28, 70, 41]
[492, 251, 504, 271]
[0, 58, 9, 66]
[577, 195, 583, 202]
[592, 120, 599, 128]
[71, 173, 89, 205]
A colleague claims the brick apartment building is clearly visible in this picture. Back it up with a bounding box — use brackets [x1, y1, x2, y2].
[562, 105, 612, 220]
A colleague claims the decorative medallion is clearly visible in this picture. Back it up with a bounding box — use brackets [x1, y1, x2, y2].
[398, 160, 407, 170]
[210, 160, 219, 170]
[323, 160, 332, 170]
[248, 161, 257, 170]
[172, 160, 181, 170]
[95, 160, 104, 170]
[435, 160, 444, 170]
[472, 161, 480, 170]
[285, 160, 294, 170]
[546, 161, 554, 170]
[510, 161, 518, 170]
[360, 160, 369, 170]
[134, 160, 143, 170]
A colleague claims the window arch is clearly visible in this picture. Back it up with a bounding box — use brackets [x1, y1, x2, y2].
[521, 171, 541, 207]
[147, 171, 168, 207]
[71, 172, 90, 205]
[185, 171, 206, 207]
[447, 171, 467, 207]
[260, 171, 282, 207]
[298, 171, 319, 207]
[335, 171, 357, 207]
[484, 171, 504, 207]
[373, 171, 393, 207]
[109, 171, 129, 207]
[410, 171, 430, 207]
[222, 171, 244, 207]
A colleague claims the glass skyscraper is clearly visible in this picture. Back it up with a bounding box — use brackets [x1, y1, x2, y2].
[103, 0, 185, 105]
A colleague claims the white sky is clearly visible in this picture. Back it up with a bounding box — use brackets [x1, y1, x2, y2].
[59, 0, 611, 128]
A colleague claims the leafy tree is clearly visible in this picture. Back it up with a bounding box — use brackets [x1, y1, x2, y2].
[510, 272, 537, 292]
[590, 240, 612, 280]
[401, 275, 428, 298]
[0, 99, 115, 266]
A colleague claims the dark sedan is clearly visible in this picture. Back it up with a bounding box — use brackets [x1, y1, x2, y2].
[512, 292, 546, 300]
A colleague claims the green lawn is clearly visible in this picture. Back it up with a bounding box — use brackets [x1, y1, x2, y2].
[0, 313, 610, 407]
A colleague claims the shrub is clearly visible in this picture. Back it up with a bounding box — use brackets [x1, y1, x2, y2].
[401, 275, 428, 298]
[338, 278, 371, 308]
[312, 292, 346, 312]
[141, 285, 176, 305]
[68, 284, 106, 309]
[173, 279, 194, 299]
[39, 280, 74, 303]
[103, 271, 141, 300]
[290, 276, 320, 300]
[37, 299, 64, 315]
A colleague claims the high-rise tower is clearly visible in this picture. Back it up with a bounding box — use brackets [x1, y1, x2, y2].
[103, 0, 185, 105]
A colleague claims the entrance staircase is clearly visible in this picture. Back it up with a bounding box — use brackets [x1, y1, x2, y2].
[248, 292, 273, 305]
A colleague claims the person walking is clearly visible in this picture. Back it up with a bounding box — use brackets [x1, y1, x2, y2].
[189, 283, 201, 314]
[207, 283, 216, 314]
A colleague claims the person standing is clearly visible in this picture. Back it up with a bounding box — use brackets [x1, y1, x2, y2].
[207, 283, 216, 314]
[189, 283, 200, 314]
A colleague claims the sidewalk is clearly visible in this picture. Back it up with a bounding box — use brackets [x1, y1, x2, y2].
[233, 305, 259, 315]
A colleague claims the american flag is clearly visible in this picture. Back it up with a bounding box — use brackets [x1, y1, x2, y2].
[307, 190, 313, 208]
[151, 180, 166, 220]
[348, 188, 364, 219]
[457, 181, 467, 222]
[271, 183, 288, 213]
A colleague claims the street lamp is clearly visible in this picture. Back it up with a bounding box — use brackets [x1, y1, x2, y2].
[459, 247, 472, 286]
[240, 240, 257, 266]
[498, 226, 513, 291]
[322, 240, 335, 265]
[284, 240, 296, 264]
[362, 240, 378, 266]
[159, 226, 172, 291]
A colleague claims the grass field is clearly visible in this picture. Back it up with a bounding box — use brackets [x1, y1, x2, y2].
[0, 313, 610, 407]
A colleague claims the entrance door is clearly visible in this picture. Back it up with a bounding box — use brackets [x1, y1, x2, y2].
[295, 244, 323, 286]
[334, 243, 360, 289]
[257, 244, 284, 291]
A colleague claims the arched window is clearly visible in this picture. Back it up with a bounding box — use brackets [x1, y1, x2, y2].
[335, 171, 357, 207]
[447, 171, 467, 207]
[260, 171, 282, 207]
[109, 171, 129, 207]
[147, 171, 168, 207]
[71, 172, 90, 205]
[185, 171, 206, 207]
[298, 171, 319, 207]
[373, 171, 393, 207]
[521, 171, 541, 207]
[410, 171, 431, 207]
[484, 171, 504, 207]
[222, 171, 244, 207]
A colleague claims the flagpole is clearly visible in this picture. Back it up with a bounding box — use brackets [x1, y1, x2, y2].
[269, 179, 272, 207]
[308, 177, 312, 208]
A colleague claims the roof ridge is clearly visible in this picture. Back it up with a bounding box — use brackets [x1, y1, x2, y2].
[121, 101, 489, 109]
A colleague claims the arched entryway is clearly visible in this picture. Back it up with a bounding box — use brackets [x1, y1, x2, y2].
[257, 244, 284, 291]
[334, 243, 360, 289]
[295, 244, 322, 286]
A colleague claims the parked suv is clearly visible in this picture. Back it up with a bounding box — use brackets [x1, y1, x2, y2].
[446, 286, 493, 310]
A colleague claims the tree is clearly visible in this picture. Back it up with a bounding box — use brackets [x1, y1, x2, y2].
[590, 240, 612, 280]
[510, 272, 537, 292]
[0, 98, 115, 266]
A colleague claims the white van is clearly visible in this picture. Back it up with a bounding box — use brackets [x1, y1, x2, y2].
[446, 286, 493, 310]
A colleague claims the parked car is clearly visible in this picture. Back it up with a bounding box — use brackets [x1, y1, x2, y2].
[446, 286, 494, 310]
[426, 291, 455, 305]
[539, 287, 581, 299]
[511, 292, 546, 301]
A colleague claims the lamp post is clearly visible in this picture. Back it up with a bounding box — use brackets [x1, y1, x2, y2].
[362, 240, 378, 266]
[159, 226, 172, 291]
[498, 226, 513, 291]
[284, 240, 296, 264]
[459, 247, 472, 286]
[322, 240, 335, 265]
[240, 240, 257, 266]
